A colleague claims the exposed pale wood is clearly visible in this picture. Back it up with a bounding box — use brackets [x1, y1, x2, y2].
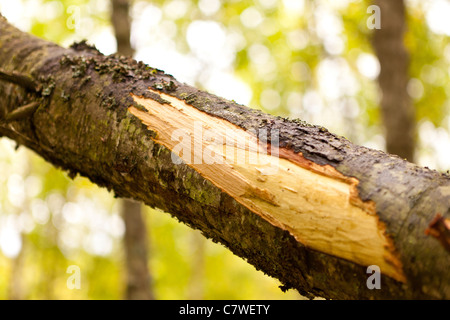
[128, 89, 406, 283]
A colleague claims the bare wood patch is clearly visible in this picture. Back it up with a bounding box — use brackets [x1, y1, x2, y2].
[128, 89, 406, 283]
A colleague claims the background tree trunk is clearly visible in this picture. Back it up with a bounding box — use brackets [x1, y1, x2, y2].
[121, 198, 154, 299]
[111, 0, 134, 58]
[373, 0, 416, 162]
[110, 0, 154, 300]
[0, 16, 449, 299]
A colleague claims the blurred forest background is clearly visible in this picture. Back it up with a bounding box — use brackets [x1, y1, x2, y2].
[1, 0, 450, 299]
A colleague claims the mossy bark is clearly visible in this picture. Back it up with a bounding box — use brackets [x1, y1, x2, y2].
[0, 16, 449, 299]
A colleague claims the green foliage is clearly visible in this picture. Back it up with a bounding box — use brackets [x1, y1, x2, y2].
[406, 9, 450, 126]
[147, 208, 300, 299]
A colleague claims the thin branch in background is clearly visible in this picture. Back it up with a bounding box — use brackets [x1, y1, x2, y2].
[5, 101, 40, 122]
[122, 199, 154, 300]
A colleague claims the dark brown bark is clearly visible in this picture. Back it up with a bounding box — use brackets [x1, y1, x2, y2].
[110, 0, 154, 300]
[0, 16, 449, 299]
[373, 0, 416, 162]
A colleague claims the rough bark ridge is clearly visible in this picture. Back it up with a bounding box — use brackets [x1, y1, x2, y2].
[0, 16, 449, 299]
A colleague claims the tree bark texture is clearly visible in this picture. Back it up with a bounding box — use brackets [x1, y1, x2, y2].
[373, 0, 416, 162]
[0, 16, 449, 299]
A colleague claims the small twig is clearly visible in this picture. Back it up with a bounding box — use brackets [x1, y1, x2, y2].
[0, 69, 41, 92]
[5, 101, 40, 122]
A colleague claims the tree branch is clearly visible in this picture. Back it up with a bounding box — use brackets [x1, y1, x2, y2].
[0, 14, 449, 299]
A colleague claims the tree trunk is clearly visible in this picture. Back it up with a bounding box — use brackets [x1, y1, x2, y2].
[373, 0, 416, 162]
[110, 0, 154, 300]
[0, 16, 448, 299]
[121, 198, 154, 299]
[111, 0, 134, 57]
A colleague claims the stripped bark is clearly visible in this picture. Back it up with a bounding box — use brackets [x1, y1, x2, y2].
[0, 16, 449, 299]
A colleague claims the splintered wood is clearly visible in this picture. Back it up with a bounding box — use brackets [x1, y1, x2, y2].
[128, 89, 406, 283]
